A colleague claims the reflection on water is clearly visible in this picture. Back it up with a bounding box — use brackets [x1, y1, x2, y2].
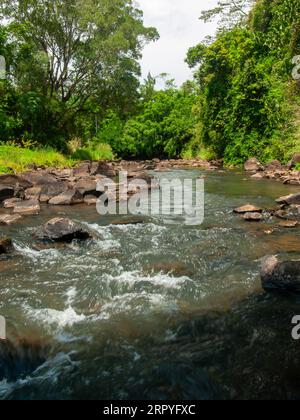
[0, 169, 300, 400]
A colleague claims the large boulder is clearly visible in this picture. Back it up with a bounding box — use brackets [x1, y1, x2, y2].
[0, 237, 13, 254]
[275, 193, 300, 205]
[13, 200, 40, 215]
[48, 189, 83, 205]
[261, 256, 300, 293]
[244, 158, 264, 172]
[43, 218, 91, 242]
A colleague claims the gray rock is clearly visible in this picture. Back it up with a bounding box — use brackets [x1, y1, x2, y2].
[261, 256, 300, 293]
[275, 193, 300, 205]
[48, 189, 83, 205]
[24, 187, 42, 201]
[13, 200, 40, 215]
[75, 178, 99, 196]
[43, 217, 91, 242]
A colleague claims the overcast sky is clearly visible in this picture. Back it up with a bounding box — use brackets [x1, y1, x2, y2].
[138, 0, 219, 87]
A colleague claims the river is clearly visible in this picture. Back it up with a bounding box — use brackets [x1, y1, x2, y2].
[0, 169, 300, 400]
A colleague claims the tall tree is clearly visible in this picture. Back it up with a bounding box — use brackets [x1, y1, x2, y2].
[0, 0, 158, 143]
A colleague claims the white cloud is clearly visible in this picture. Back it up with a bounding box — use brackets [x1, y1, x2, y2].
[137, 0, 218, 86]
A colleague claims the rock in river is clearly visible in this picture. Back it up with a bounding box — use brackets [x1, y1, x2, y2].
[234, 204, 262, 214]
[43, 218, 91, 242]
[48, 190, 83, 205]
[279, 220, 298, 228]
[261, 256, 300, 293]
[243, 212, 263, 221]
[275, 193, 300, 205]
[0, 214, 22, 226]
[244, 158, 264, 172]
[0, 237, 14, 254]
[13, 200, 40, 215]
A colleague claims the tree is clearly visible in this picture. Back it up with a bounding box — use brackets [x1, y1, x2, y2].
[0, 0, 158, 144]
[200, 0, 254, 29]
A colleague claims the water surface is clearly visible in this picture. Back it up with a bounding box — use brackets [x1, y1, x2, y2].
[0, 169, 300, 400]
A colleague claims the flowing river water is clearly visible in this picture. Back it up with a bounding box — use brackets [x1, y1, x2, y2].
[1, 169, 300, 400]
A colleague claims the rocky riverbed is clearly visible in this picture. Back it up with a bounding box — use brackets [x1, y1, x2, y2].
[1, 159, 300, 400]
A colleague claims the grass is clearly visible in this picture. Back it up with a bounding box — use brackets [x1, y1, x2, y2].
[0, 143, 75, 174]
[0, 142, 115, 174]
[71, 143, 114, 161]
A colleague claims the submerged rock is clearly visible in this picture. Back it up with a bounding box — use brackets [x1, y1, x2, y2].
[0, 237, 14, 254]
[43, 217, 91, 242]
[0, 338, 48, 382]
[279, 220, 298, 228]
[261, 256, 300, 293]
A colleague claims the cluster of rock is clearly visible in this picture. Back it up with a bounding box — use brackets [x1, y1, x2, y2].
[234, 193, 300, 227]
[0, 158, 221, 227]
[244, 154, 300, 185]
[0, 160, 150, 226]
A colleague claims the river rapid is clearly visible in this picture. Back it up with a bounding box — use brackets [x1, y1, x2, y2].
[1, 169, 300, 400]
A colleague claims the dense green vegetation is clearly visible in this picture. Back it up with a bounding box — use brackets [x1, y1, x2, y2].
[187, 0, 300, 164]
[0, 0, 300, 167]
